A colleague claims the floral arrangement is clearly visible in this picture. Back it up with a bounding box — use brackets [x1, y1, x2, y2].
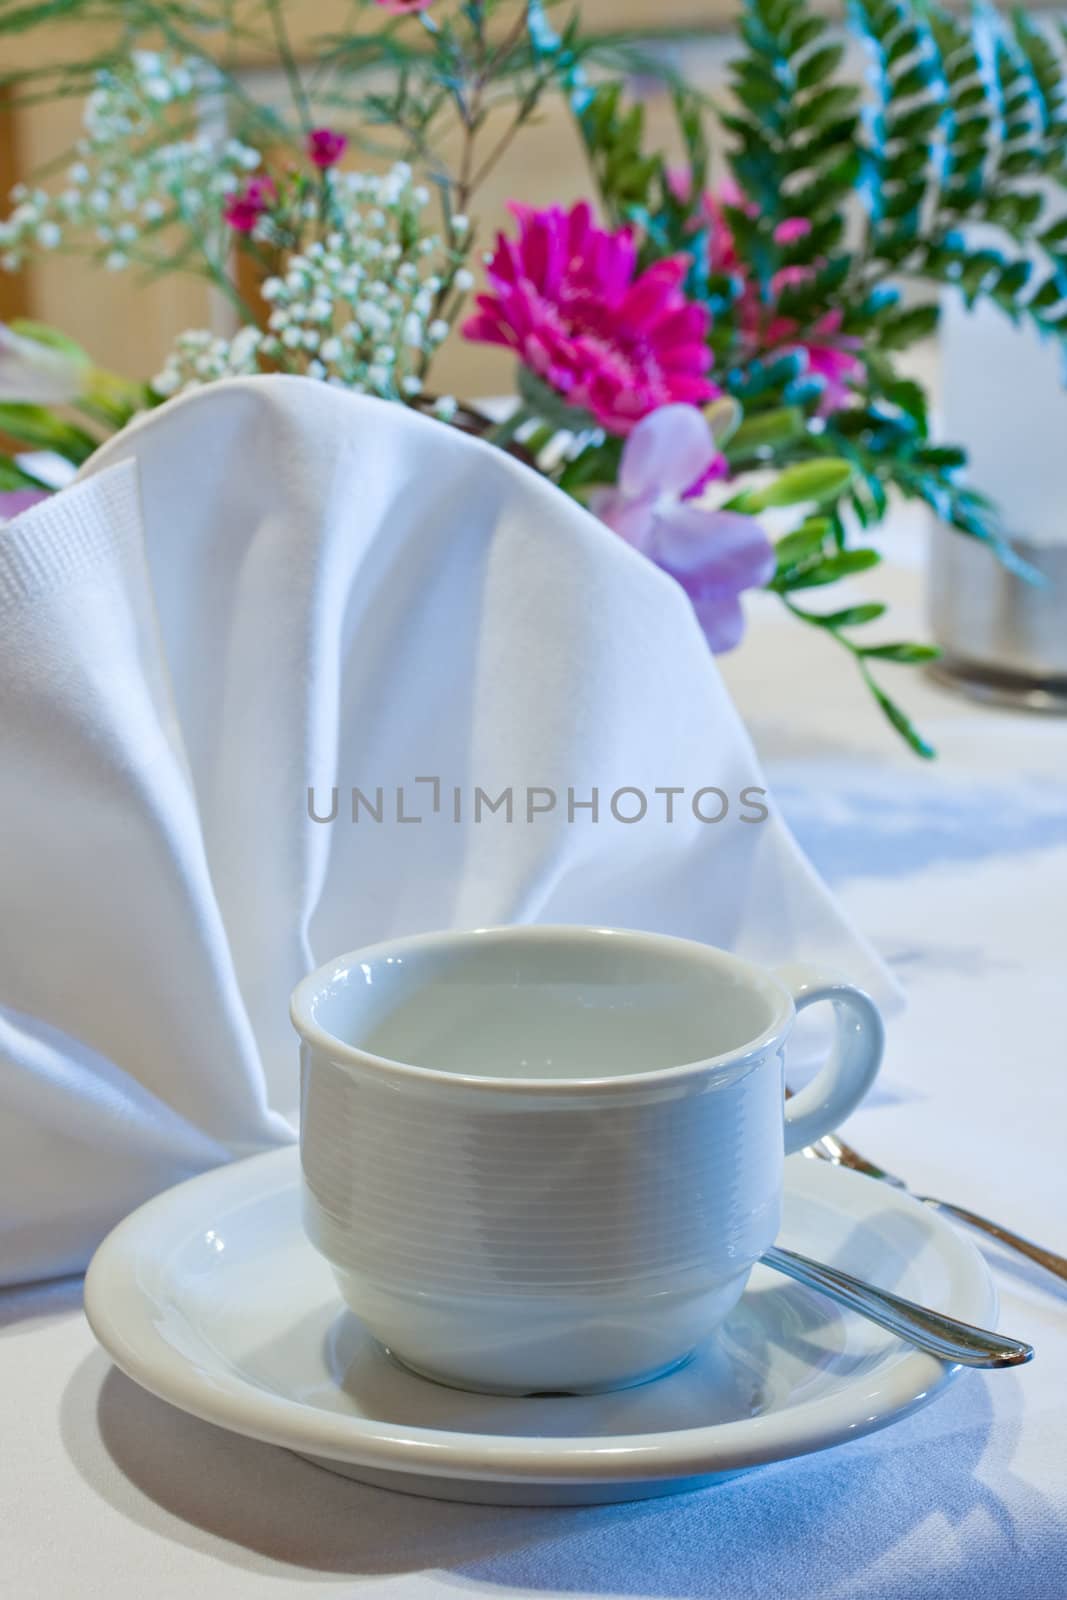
[3, 0, 1067, 754]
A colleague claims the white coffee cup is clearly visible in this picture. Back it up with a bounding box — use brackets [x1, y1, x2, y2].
[291, 925, 883, 1396]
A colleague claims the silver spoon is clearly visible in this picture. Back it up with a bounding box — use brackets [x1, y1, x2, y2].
[762, 1244, 1034, 1368]
[808, 1130, 1067, 1285]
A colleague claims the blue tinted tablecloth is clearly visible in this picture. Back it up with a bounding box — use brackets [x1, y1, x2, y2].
[4, 513, 1065, 1600]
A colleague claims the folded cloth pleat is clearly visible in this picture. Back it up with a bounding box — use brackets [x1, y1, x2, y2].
[0, 377, 896, 1284]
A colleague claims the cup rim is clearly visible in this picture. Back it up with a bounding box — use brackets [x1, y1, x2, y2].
[289, 925, 795, 1096]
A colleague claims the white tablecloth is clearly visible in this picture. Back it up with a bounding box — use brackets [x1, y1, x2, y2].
[4, 511, 1066, 1600]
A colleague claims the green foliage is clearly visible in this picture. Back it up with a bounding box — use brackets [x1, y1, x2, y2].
[0, 453, 49, 490]
[9, 0, 1067, 757]
[730, 458, 855, 511]
[716, 0, 1067, 502]
[722, 0, 860, 259]
[571, 0, 1067, 752]
[0, 403, 98, 463]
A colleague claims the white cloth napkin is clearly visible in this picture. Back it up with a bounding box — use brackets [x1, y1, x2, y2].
[0, 376, 895, 1286]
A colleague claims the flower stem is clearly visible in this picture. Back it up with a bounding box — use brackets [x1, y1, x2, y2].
[266, 0, 314, 135]
[487, 405, 535, 447]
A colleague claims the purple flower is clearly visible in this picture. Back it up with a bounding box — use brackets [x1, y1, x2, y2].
[306, 128, 348, 170]
[592, 404, 775, 653]
[0, 488, 49, 521]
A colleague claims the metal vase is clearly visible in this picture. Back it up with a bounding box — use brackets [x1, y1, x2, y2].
[928, 524, 1067, 712]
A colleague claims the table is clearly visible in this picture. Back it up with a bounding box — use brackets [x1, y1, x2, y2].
[4, 515, 1066, 1600]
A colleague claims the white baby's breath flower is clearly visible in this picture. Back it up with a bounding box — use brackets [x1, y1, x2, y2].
[136, 160, 469, 401]
[229, 325, 261, 365]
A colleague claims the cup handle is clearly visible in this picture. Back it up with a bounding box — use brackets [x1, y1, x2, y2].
[775, 966, 885, 1157]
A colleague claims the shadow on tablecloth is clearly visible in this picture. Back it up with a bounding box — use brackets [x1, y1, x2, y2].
[58, 1347, 1063, 1599]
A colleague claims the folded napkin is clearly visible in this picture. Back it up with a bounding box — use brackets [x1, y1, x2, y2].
[0, 377, 895, 1285]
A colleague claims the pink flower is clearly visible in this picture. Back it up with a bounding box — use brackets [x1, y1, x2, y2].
[222, 177, 276, 234]
[592, 404, 775, 652]
[673, 175, 863, 411]
[374, 0, 435, 11]
[306, 128, 348, 169]
[761, 305, 862, 413]
[462, 201, 718, 436]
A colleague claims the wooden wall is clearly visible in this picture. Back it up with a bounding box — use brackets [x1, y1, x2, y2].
[0, 88, 28, 323]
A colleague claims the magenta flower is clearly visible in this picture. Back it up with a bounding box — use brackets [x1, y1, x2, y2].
[306, 128, 348, 169]
[462, 202, 718, 436]
[592, 404, 775, 653]
[374, 0, 435, 11]
[222, 177, 276, 234]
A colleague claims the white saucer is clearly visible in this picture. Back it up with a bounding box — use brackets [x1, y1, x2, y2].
[85, 1146, 995, 1506]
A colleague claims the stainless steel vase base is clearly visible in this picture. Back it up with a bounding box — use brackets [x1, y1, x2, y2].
[929, 521, 1067, 713]
[927, 655, 1067, 715]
